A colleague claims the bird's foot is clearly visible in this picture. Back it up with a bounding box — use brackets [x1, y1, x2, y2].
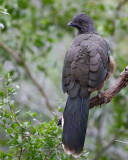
[57, 116, 62, 126]
[97, 91, 104, 98]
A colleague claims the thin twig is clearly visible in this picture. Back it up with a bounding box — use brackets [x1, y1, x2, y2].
[22, 61, 55, 112]
[112, 0, 128, 36]
[4, 80, 24, 129]
[115, 140, 128, 144]
[18, 147, 23, 160]
[0, 41, 55, 112]
[0, 120, 20, 134]
[23, 134, 43, 138]
[92, 137, 117, 160]
[8, 101, 24, 128]
[45, 142, 62, 160]
[33, 118, 42, 124]
[116, 0, 128, 11]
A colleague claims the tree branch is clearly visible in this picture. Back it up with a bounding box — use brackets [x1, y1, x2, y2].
[58, 66, 128, 125]
[90, 66, 128, 109]
[116, 0, 128, 11]
[0, 41, 55, 112]
[18, 147, 23, 160]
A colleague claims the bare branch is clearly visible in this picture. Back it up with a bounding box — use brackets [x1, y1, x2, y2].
[90, 66, 128, 109]
[0, 41, 55, 112]
[116, 0, 128, 11]
[22, 61, 55, 112]
[0, 41, 23, 63]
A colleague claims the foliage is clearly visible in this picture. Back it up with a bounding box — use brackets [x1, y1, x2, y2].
[0, 8, 9, 28]
[0, 75, 88, 159]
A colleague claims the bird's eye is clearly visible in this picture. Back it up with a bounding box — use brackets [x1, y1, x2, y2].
[79, 20, 82, 24]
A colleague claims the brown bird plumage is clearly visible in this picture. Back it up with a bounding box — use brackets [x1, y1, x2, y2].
[62, 13, 115, 157]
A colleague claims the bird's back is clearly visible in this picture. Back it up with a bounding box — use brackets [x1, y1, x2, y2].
[62, 33, 110, 98]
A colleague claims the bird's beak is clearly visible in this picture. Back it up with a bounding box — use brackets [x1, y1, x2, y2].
[67, 21, 78, 28]
[67, 21, 73, 26]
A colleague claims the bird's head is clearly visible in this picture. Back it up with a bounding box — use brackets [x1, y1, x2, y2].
[67, 13, 97, 34]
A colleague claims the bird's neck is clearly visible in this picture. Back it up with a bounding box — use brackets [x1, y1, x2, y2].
[77, 30, 98, 35]
[77, 24, 98, 35]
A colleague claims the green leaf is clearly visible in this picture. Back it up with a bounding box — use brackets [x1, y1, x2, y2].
[17, 135, 22, 144]
[2, 118, 6, 124]
[22, 121, 29, 128]
[0, 91, 5, 97]
[33, 112, 37, 117]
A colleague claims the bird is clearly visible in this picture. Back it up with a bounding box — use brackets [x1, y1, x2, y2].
[62, 13, 116, 158]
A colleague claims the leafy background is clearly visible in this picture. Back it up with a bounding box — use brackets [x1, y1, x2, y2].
[0, 0, 128, 159]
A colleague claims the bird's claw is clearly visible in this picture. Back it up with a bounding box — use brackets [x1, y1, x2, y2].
[97, 91, 104, 98]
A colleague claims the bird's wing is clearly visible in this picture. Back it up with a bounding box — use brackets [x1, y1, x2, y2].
[62, 35, 110, 97]
[88, 53, 107, 89]
[88, 38, 110, 91]
[62, 43, 90, 98]
[62, 45, 81, 96]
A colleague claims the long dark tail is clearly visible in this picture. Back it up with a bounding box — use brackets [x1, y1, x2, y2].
[62, 94, 90, 157]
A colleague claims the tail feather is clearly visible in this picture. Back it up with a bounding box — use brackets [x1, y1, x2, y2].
[62, 94, 90, 157]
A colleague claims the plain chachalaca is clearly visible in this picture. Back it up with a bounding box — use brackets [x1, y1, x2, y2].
[62, 13, 116, 157]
